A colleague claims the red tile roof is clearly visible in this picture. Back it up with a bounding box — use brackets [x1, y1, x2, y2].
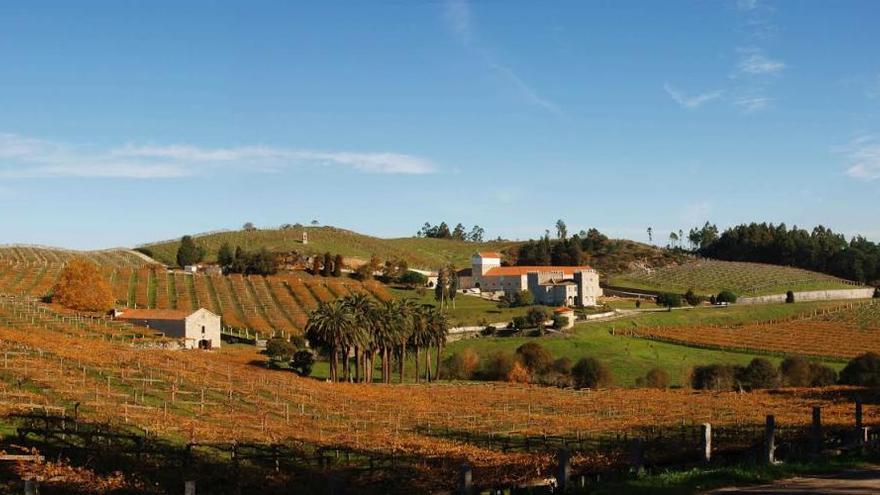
[476, 251, 503, 258]
[482, 266, 592, 277]
[554, 306, 574, 313]
[116, 309, 192, 321]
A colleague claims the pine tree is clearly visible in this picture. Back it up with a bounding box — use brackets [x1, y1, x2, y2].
[176, 235, 204, 267]
[217, 242, 234, 267]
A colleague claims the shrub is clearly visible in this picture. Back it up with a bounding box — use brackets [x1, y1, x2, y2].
[53, 260, 115, 312]
[779, 356, 812, 387]
[265, 338, 296, 361]
[691, 364, 740, 391]
[525, 307, 550, 328]
[684, 289, 703, 306]
[716, 290, 737, 304]
[656, 292, 682, 308]
[176, 235, 205, 267]
[483, 351, 516, 381]
[551, 357, 573, 375]
[809, 363, 838, 387]
[635, 299, 642, 309]
[571, 357, 613, 389]
[644, 367, 669, 389]
[873, 287, 879, 298]
[552, 314, 568, 329]
[399, 271, 428, 287]
[511, 316, 528, 331]
[738, 358, 780, 390]
[506, 361, 531, 383]
[514, 291, 534, 307]
[839, 352, 880, 386]
[290, 350, 315, 376]
[442, 348, 481, 380]
[480, 325, 496, 337]
[134, 247, 154, 258]
[515, 342, 554, 375]
[785, 290, 795, 304]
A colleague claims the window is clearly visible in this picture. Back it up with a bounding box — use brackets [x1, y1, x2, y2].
[201, 325, 206, 334]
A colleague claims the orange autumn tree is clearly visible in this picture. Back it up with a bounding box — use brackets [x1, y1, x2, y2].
[52, 259, 115, 312]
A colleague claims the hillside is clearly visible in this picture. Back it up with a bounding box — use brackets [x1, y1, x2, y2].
[0, 245, 155, 266]
[142, 226, 519, 270]
[608, 259, 860, 296]
[0, 260, 390, 334]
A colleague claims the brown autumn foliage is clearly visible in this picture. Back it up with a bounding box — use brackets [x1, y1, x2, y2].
[52, 259, 115, 312]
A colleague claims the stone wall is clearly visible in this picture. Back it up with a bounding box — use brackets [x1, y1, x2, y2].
[738, 287, 875, 305]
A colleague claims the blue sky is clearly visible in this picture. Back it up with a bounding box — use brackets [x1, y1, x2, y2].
[1, 0, 878, 249]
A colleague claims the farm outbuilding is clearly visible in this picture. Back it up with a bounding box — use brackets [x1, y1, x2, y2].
[114, 308, 221, 349]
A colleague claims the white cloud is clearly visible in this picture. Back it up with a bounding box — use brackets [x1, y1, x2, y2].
[664, 84, 724, 109]
[737, 50, 786, 75]
[840, 135, 880, 181]
[0, 133, 436, 179]
[736, 0, 759, 11]
[443, 0, 561, 115]
[733, 96, 773, 112]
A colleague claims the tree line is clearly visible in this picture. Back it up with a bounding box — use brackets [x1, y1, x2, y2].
[305, 293, 449, 383]
[513, 225, 610, 266]
[417, 222, 485, 242]
[692, 222, 880, 284]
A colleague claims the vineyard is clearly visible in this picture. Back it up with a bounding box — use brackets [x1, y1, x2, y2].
[636, 301, 880, 360]
[0, 296, 878, 491]
[0, 261, 391, 335]
[609, 259, 858, 296]
[0, 245, 153, 266]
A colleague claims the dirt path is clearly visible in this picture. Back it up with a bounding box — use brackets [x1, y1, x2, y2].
[707, 466, 880, 494]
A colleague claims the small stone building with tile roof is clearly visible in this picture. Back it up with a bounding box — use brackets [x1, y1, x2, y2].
[114, 308, 221, 349]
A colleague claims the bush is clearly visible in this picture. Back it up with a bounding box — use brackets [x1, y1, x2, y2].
[691, 364, 740, 391]
[290, 350, 315, 376]
[551, 357, 573, 375]
[134, 247, 154, 258]
[265, 338, 296, 361]
[506, 361, 531, 383]
[176, 235, 205, 267]
[716, 290, 737, 304]
[738, 358, 780, 390]
[839, 352, 880, 386]
[53, 260, 115, 312]
[511, 316, 528, 331]
[480, 325, 497, 337]
[442, 348, 481, 380]
[644, 367, 669, 389]
[785, 290, 795, 304]
[483, 351, 516, 381]
[515, 342, 553, 375]
[684, 289, 704, 306]
[571, 357, 613, 389]
[873, 287, 879, 298]
[552, 314, 568, 329]
[399, 271, 428, 287]
[656, 292, 682, 308]
[780, 356, 838, 387]
[525, 307, 550, 328]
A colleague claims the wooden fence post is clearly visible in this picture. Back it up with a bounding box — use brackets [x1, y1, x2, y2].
[459, 463, 473, 495]
[764, 415, 776, 465]
[184, 480, 196, 495]
[556, 449, 571, 491]
[701, 423, 712, 463]
[811, 406, 822, 455]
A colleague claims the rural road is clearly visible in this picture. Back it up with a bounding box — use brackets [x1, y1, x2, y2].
[707, 466, 880, 494]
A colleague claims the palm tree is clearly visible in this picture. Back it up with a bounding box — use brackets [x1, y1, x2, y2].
[342, 293, 375, 383]
[409, 306, 433, 383]
[396, 299, 417, 383]
[305, 300, 353, 383]
[427, 307, 449, 381]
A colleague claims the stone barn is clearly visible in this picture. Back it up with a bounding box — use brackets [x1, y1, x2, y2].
[115, 308, 222, 349]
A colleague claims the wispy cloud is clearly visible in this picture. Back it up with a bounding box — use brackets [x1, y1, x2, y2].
[736, 0, 759, 11]
[840, 135, 880, 181]
[664, 84, 724, 109]
[737, 50, 786, 75]
[443, 0, 561, 115]
[733, 96, 773, 112]
[0, 133, 436, 179]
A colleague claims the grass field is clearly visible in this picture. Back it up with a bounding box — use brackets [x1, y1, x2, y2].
[0, 245, 154, 266]
[142, 225, 519, 269]
[609, 259, 858, 296]
[389, 287, 533, 327]
[443, 301, 850, 386]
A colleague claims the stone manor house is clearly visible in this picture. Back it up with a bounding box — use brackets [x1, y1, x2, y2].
[457, 252, 602, 306]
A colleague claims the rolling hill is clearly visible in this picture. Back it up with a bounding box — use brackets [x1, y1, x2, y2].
[0, 245, 156, 266]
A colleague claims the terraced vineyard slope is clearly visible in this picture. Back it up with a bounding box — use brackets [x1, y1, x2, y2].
[0, 261, 391, 335]
[0, 245, 156, 266]
[637, 301, 880, 360]
[609, 259, 859, 296]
